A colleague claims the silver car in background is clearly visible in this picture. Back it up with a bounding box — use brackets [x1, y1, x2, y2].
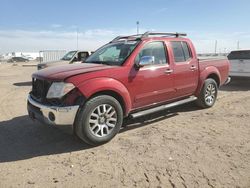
[228, 50, 250, 77]
[38, 50, 94, 70]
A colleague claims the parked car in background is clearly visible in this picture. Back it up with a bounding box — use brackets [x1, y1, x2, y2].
[37, 51, 94, 70]
[7, 57, 29, 63]
[227, 50, 250, 77]
[28, 32, 230, 145]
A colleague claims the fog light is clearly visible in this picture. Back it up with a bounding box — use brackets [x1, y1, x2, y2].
[48, 112, 55, 122]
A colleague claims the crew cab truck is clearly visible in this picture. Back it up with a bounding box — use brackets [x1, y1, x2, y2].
[27, 32, 230, 146]
[37, 50, 93, 70]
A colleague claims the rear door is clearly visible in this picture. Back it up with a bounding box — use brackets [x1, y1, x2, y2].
[170, 41, 199, 98]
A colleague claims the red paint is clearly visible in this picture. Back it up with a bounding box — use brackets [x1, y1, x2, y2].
[33, 36, 230, 116]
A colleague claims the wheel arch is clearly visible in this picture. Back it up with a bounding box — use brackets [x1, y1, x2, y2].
[195, 67, 221, 96]
[88, 90, 127, 116]
[75, 78, 132, 116]
[206, 73, 220, 86]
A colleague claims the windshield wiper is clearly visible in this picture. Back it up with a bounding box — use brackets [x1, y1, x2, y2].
[85, 61, 114, 65]
[61, 58, 69, 61]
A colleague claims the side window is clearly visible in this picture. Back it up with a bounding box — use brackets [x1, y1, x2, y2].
[171, 41, 192, 63]
[171, 42, 185, 62]
[78, 52, 89, 61]
[182, 42, 192, 60]
[135, 42, 168, 65]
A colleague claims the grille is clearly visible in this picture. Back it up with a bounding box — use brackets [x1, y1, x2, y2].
[31, 78, 51, 102]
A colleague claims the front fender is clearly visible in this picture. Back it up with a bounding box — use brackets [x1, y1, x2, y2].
[75, 78, 132, 115]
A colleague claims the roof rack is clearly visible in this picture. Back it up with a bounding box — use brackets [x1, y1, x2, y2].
[142, 32, 187, 38]
[110, 34, 142, 43]
[110, 31, 187, 43]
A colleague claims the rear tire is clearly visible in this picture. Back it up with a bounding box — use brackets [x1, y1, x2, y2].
[196, 78, 218, 108]
[75, 95, 123, 146]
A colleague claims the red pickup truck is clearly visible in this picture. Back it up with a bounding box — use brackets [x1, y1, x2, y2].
[27, 32, 230, 145]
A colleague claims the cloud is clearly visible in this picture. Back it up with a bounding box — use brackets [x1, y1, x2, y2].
[51, 24, 63, 28]
[152, 7, 168, 15]
[0, 28, 145, 53]
[156, 7, 168, 13]
[0, 29, 111, 53]
[1, 29, 250, 54]
[190, 31, 250, 53]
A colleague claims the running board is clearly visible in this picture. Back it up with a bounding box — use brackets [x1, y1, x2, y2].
[130, 96, 197, 119]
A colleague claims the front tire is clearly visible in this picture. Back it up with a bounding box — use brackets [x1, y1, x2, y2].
[196, 78, 218, 108]
[75, 95, 123, 146]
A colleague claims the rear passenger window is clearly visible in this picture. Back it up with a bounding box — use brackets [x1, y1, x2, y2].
[171, 41, 192, 63]
[78, 52, 89, 61]
[182, 42, 192, 60]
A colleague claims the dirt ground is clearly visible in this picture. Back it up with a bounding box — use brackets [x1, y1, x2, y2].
[0, 63, 249, 188]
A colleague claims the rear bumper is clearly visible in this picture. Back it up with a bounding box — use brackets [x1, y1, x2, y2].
[224, 77, 231, 85]
[229, 71, 250, 77]
[27, 95, 79, 126]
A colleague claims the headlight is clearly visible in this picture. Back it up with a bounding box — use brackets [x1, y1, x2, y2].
[46, 82, 75, 99]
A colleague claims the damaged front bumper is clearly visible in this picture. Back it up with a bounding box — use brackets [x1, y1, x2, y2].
[27, 94, 79, 126]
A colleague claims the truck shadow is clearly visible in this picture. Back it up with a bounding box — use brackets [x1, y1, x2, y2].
[0, 103, 200, 163]
[0, 116, 88, 163]
[121, 103, 200, 133]
[13, 81, 32, 87]
[220, 77, 250, 91]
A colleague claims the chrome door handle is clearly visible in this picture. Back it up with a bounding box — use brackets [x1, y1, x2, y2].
[190, 65, 197, 71]
[165, 69, 173, 74]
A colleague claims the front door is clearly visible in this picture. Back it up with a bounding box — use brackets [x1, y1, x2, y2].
[128, 41, 175, 109]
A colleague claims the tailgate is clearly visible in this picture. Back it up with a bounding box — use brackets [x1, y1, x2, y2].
[229, 59, 250, 73]
[228, 50, 250, 76]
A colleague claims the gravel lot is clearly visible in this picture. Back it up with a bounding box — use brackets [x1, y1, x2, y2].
[0, 64, 249, 188]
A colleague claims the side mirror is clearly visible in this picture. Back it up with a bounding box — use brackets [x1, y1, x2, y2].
[137, 56, 155, 68]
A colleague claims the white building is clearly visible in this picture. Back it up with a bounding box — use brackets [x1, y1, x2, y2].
[0, 52, 41, 60]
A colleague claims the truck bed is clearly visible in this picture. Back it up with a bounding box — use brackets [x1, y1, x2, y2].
[199, 58, 230, 86]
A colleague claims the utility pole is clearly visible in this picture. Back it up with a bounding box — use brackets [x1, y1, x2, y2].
[136, 21, 140, 34]
[237, 40, 240, 50]
[76, 27, 79, 50]
[214, 40, 217, 54]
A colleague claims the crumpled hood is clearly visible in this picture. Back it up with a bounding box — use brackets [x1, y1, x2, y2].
[33, 63, 115, 81]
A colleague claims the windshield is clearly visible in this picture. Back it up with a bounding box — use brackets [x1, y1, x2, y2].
[61, 51, 77, 61]
[228, 50, 250, 60]
[86, 41, 139, 66]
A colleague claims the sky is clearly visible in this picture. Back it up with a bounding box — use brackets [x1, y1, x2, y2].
[0, 0, 250, 54]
